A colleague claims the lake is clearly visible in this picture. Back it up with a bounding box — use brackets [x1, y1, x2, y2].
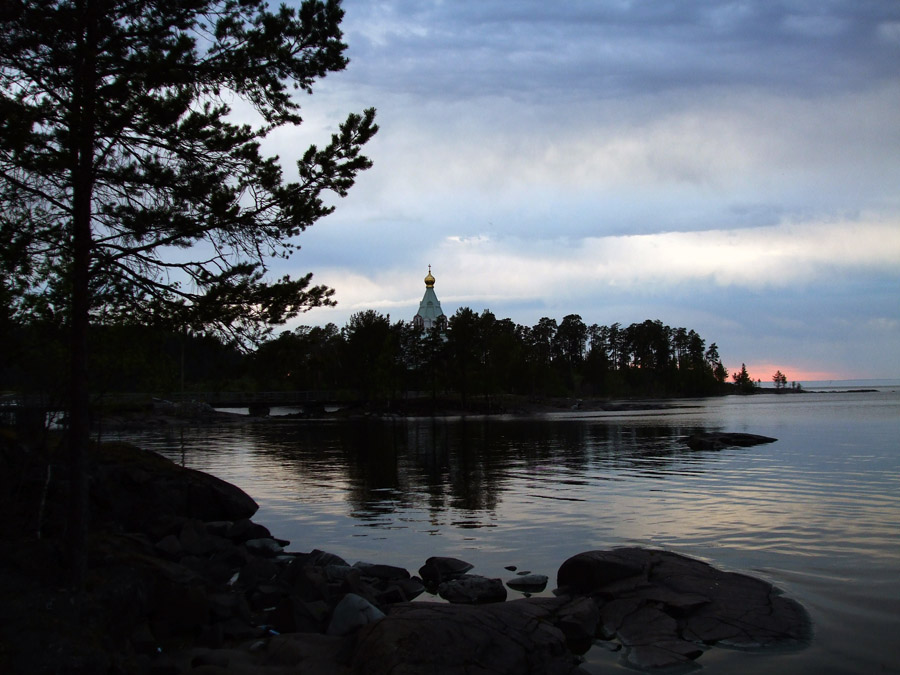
[108, 388, 900, 674]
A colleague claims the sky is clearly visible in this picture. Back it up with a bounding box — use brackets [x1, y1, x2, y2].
[265, 0, 900, 381]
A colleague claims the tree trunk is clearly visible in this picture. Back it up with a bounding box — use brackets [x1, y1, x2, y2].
[67, 0, 97, 589]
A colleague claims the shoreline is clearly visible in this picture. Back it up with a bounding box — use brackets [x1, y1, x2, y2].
[0, 432, 808, 674]
[94, 393, 721, 429]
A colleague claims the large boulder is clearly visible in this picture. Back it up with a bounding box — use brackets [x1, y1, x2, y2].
[88, 442, 258, 530]
[557, 548, 811, 670]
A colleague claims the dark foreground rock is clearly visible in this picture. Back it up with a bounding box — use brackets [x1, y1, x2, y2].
[0, 434, 809, 674]
[684, 431, 778, 450]
[558, 548, 811, 669]
[353, 597, 591, 675]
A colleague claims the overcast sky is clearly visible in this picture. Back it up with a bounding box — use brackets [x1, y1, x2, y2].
[270, 0, 900, 381]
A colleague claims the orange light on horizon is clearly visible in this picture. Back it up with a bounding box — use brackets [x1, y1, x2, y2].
[727, 363, 852, 383]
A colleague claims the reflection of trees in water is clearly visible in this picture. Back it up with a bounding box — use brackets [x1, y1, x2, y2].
[246, 418, 717, 526]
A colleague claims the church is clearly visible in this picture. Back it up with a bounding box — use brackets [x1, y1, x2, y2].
[413, 265, 447, 332]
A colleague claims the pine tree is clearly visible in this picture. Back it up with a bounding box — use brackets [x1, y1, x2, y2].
[732, 363, 754, 393]
[0, 0, 377, 584]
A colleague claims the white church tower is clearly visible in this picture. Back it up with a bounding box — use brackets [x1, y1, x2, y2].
[413, 265, 447, 332]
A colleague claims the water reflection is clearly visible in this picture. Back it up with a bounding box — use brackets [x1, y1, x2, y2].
[241, 417, 724, 528]
[110, 392, 900, 675]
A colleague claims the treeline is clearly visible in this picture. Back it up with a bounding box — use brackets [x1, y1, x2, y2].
[1, 309, 732, 404]
[0, 322, 243, 403]
[251, 309, 730, 401]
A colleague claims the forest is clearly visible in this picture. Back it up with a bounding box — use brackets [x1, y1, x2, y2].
[1, 308, 743, 408]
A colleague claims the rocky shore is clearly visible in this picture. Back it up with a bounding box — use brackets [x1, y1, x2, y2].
[0, 432, 809, 673]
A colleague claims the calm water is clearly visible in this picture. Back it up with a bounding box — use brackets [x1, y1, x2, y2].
[109, 390, 900, 674]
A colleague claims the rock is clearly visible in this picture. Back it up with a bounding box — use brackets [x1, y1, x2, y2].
[190, 648, 253, 668]
[506, 573, 548, 592]
[155, 533, 183, 559]
[438, 574, 508, 604]
[218, 616, 264, 641]
[245, 537, 284, 557]
[557, 549, 647, 593]
[616, 605, 679, 646]
[1, 435, 812, 675]
[238, 555, 280, 590]
[88, 442, 259, 530]
[352, 598, 585, 675]
[626, 640, 706, 670]
[322, 564, 357, 583]
[263, 632, 351, 673]
[266, 595, 330, 634]
[555, 596, 600, 653]
[304, 549, 350, 568]
[226, 518, 272, 542]
[384, 577, 425, 602]
[208, 592, 249, 623]
[418, 556, 474, 586]
[684, 432, 777, 450]
[327, 593, 386, 636]
[149, 581, 210, 640]
[279, 562, 332, 603]
[205, 520, 234, 537]
[180, 519, 218, 556]
[557, 547, 811, 670]
[352, 561, 411, 582]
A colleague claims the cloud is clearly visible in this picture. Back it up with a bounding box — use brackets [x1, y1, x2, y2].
[269, 1, 900, 379]
[432, 214, 900, 293]
[290, 81, 900, 250]
[336, 1, 900, 100]
[296, 213, 900, 316]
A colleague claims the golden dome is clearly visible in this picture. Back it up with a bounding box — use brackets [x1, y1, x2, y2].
[424, 265, 435, 288]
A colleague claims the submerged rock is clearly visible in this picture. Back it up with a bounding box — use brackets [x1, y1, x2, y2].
[684, 432, 777, 450]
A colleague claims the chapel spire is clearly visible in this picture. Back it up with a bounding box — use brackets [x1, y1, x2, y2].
[414, 265, 446, 332]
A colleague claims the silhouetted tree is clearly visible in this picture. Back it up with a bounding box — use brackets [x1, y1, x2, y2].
[447, 307, 480, 406]
[732, 363, 755, 393]
[0, 0, 376, 584]
[342, 311, 395, 401]
[773, 370, 788, 389]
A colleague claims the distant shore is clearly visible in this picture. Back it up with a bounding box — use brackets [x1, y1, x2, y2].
[91, 382, 900, 431]
[94, 395, 692, 429]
